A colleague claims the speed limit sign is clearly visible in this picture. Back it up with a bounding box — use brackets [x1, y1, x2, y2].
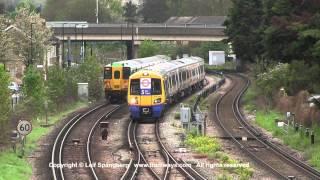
[17, 120, 32, 136]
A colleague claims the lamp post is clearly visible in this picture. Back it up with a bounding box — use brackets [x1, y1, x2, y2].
[29, 23, 35, 66]
[62, 23, 66, 68]
[96, 0, 99, 24]
[76, 24, 88, 62]
[128, 23, 134, 60]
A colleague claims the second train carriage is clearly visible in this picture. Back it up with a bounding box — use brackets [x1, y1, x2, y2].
[127, 56, 205, 120]
[103, 55, 169, 102]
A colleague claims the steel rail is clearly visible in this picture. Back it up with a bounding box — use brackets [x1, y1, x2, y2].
[51, 104, 106, 180]
[155, 120, 207, 180]
[233, 74, 320, 179]
[154, 121, 171, 180]
[121, 120, 147, 180]
[120, 119, 135, 180]
[132, 122, 162, 180]
[214, 77, 287, 179]
[87, 105, 121, 180]
[51, 114, 81, 180]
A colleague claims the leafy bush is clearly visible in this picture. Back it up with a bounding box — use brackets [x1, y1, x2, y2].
[256, 61, 320, 98]
[256, 63, 290, 97]
[23, 66, 46, 117]
[159, 42, 178, 58]
[192, 42, 229, 62]
[0, 67, 10, 139]
[138, 40, 160, 58]
[185, 134, 221, 154]
[72, 56, 103, 101]
[47, 66, 74, 111]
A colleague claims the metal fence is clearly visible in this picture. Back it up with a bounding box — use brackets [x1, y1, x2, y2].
[192, 71, 225, 114]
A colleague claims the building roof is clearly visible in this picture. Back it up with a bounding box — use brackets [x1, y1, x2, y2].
[165, 16, 226, 25]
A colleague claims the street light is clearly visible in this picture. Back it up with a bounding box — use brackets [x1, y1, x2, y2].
[29, 23, 35, 66]
[76, 24, 88, 62]
[62, 23, 66, 68]
[96, 0, 99, 24]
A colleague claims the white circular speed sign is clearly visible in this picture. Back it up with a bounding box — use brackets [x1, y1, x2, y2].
[17, 120, 32, 136]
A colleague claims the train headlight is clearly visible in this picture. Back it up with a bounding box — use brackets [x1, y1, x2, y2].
[153, 98, 161, 104]
[130, 97, 138, 105]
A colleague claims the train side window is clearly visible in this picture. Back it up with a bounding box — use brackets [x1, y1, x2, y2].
[123, 67, 131, 79]
[130, 79, 140, 95]
[114, 71, 120, 79]
[152, 79, 162, 95]
[172, 74, 176, 87]
[182, 71, 187, 81]
[104, 67, 112, 79]
[164, 79, 168, 93]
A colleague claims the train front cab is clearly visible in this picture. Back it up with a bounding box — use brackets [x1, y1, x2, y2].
[128, 72, 166, 120]
[104, 64, 131, 102]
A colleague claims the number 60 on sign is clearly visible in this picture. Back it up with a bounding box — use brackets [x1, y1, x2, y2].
[17, 120, 32, 136]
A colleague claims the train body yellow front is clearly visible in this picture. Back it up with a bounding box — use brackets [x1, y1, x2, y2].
[103, 55, 169, 102]
[128, 56, 205, 120]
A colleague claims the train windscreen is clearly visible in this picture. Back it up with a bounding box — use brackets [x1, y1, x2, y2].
[130, 79, 140, 95]
[114, 70, 120, 79]
[104, 67, 112, 79]
[151, 79, 161, 95]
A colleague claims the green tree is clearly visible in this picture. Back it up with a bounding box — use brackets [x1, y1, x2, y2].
[140, 0, 169, 23]
[158, 42, 178, 58]
[74, 56, 103, 101]
[42, 0, 122, 22]
[47, 66, 69, 110]
[225, 0, 263, 62]
[23, 66, 46, 117]
[0, 67, 10, 139]
[192, 41, 229, 61]
[123, 1, 138, 23]
[0, 15, 13, 68]
[263, 0, 320, 63]
[166, 0, 232, 16]
[138, 40, 160, 58]
[9, 7, 52, 67]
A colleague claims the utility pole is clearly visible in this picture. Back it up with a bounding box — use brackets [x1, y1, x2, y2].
[131, 23, 134, 59]
[62, 23, 65, 68]
[96, 0, 99, 24]
[29, 23, 34, 66]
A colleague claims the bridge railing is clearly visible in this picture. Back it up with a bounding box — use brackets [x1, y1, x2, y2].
[49, 23, 225, 29]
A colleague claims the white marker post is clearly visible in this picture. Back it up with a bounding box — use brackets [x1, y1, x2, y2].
[17, 120, 32, 157]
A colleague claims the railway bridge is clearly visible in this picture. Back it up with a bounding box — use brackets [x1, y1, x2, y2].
[48, 19, 226, 64]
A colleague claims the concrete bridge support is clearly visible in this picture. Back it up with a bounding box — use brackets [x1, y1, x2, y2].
[126, 41, 139, 59]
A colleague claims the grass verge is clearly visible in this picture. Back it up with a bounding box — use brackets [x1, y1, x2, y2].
[254, 110, 320, 170]
[185, 132, 253, 179]
[243, 84, 320, 170]
[0, 101, 88, 180]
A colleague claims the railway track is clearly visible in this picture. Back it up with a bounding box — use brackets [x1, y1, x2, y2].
[213, 74, 320, 179]
[51, 103, 121, 180]
[122, 119, 207, 180]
